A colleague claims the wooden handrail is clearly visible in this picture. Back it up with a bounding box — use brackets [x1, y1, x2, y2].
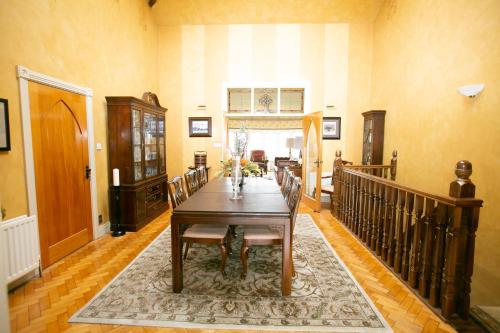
[333, 159, 483, 320]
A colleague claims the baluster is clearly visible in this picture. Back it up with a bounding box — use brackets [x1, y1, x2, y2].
[442, 160, 479, 319]
[357, 177, 366, 238]
[345, 172, 351, 227]
[376, 183, 386, 256]
[364, 180, 374, 243]
[390, 150, 398, 181]
[401, 193, 415, 280]
[409, 195, 424, 287]
[334, 167, 342, 218]
[394, 190, 406, 273]
[362, 178, 370, 241]
[342, 172, 349, 224]
[381, 185, 391, 260]
[338, 169, 345, 221]
[387, 188, 399, 267]
[333, 151, 342, 218]
[383, 168, 388, 179]
[419, 198, 435, 297]
[368, 182, 380, 251]
[429, 202, 448, 307]
[353, 175, 361, 235]
[348, 173, 355, 229]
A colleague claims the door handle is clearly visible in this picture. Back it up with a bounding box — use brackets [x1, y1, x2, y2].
[85, 165, 91, 179]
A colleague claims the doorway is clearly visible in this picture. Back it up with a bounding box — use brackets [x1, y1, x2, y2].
[302, 111, 323, 212]
[17, 66, 99, 269]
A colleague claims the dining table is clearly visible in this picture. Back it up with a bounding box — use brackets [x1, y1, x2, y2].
[170, 176, 293, 295]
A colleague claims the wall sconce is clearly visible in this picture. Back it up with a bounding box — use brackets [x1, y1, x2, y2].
[457, 84, 485, 98]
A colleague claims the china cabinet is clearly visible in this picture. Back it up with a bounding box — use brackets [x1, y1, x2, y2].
[106, 95, 168, 231]
[362, 110, 385, 165]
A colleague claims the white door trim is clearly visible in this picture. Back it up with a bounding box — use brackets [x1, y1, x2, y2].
[16, 65, 100, 240]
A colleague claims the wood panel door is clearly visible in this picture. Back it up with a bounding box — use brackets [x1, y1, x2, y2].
[302, 111, 323, 212]
[29, 82, 93, 268]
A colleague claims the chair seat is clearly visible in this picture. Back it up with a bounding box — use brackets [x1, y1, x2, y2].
[243, 225, 281, 240]
[183, 224, 228, 239]
[321, 185, 334, 194]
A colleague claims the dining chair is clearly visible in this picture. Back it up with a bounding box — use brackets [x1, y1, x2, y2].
[196, 166, 208, 187]
[283, 170, 295, 201]
[184, 169, 200, 196]
[167, 176, 231, 276]
[280, 166, 290, 193]
[240, 177, 303, 279]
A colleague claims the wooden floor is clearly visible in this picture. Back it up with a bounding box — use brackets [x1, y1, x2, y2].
[8, 205, 461, 333]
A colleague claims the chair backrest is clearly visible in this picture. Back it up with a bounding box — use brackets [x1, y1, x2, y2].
[250, 150, 266, 162]
[283, 170, 295, 201]
[280, 166, 290, 193]
[287, 177, 303, 230]
[167, 176, 188, 208]
[184, 169, 199, 196]
[196, 166, 207, 186]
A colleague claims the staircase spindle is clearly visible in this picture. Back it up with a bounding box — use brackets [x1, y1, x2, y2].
[370, 181, 380, 250]
[394, 190, 406, 273]
[401, 193, 415, 280]
[381, 186, 392, 261]
[376, 183, 386, 255]
[387, 188, 399, 267]
[409, 195, 424, 287]
[419, 198, 436, 297]
[429, 202, 448, 307]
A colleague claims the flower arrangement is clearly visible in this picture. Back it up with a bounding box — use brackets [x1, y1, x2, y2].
[220, 158, 261, 177]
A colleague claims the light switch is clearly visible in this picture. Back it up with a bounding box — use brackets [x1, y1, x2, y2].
[96, 143, 103, 150]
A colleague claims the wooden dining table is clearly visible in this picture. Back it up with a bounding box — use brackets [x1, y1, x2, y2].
[170, 176, 293, 295]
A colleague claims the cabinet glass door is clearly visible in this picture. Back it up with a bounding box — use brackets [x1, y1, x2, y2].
[363, 119, 373, 165]
[132, 109, 143, 181]
[158, 116, 166, 174]
[144, 112, 158, 178]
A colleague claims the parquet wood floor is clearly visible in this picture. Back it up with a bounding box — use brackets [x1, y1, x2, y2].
[8, 205, 462, 333]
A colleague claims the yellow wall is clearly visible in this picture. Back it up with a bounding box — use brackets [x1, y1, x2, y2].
[158, 23, 373, 178]
[0, 0, 158, 222]
[370, 0, 500, 305]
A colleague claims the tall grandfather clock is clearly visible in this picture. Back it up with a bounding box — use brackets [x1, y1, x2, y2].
[362, 110, 385, 165]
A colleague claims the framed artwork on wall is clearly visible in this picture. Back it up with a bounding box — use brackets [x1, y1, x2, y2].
[322, 117, 341, 140]
[0, 98, 10, 151]
[189, 117, 212, 137]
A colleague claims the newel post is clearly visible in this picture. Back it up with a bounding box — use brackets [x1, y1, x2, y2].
[333, 150, 343, 218]
[390, 150, 398, 181]
[441, 160, 479, 319]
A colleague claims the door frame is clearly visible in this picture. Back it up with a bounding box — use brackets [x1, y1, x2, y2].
[17, 65, 102, 241]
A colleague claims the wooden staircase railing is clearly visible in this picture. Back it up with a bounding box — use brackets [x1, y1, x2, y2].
[333, 158, 483, 320]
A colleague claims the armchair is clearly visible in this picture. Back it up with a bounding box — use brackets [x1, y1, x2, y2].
[250, 150, 268, 175]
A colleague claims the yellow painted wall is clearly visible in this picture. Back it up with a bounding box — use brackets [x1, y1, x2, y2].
[370, 0, 500, 305]
[158, 23, 373, 178]
[0, 0, 158, 222]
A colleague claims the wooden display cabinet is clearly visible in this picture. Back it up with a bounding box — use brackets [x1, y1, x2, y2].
[106, 96, 168, 231]
[362, 110, 386, 165]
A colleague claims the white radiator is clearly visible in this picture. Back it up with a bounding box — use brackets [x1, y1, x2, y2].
[0, 215, 40, 283]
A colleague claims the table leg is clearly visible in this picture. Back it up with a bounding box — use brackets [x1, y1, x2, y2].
[171, 215, 183, 292]
[282, 219, 292, 296]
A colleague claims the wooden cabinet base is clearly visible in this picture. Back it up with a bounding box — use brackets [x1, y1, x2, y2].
[109, 176, 169, 232]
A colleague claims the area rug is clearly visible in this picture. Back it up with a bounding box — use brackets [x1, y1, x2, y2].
[70, 214, 391, 332]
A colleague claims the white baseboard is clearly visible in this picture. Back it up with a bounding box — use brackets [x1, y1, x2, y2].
[97, 222, 110, 238]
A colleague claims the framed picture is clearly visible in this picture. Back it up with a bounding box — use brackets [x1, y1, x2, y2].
[322, 117, 341, 140]
[0, 98, 10, 151]
[189, 117, 212, 137]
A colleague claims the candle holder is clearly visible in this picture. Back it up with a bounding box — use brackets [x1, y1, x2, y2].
[230, 156, 242, 200]
[112, 185, 125, 237]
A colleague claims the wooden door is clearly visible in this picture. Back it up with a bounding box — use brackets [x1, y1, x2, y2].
[302, 111, 323, 212]
[29, 82, 93, 268]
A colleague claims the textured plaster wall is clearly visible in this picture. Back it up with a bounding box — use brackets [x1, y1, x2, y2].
[158, 24, 373, 179]
[0, 0, 158, 222]
[370, 0, 500, 305]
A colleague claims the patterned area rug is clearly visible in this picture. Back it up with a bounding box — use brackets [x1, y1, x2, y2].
[70, 214, 391, 332]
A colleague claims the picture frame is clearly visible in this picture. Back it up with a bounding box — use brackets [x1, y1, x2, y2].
[322, 117, 341, 140]
[189, 117, 212, 137]
[0, 98, 11, 151]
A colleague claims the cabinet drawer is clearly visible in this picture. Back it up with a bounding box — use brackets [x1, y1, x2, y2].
[146, 191, 162, 207]
[147, 183, 161, 194]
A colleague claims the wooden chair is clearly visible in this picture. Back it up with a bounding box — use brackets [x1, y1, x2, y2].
[250, 150, 268, 175]
[196, 166, 208, 187]
[283, 170, 295, 201]
[321, 152, 353, 212]
[167, 176, 231, 276]
[184, 169, 200, 196]
[280, 166, 290, 193]
[240, 177, 303, 279]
